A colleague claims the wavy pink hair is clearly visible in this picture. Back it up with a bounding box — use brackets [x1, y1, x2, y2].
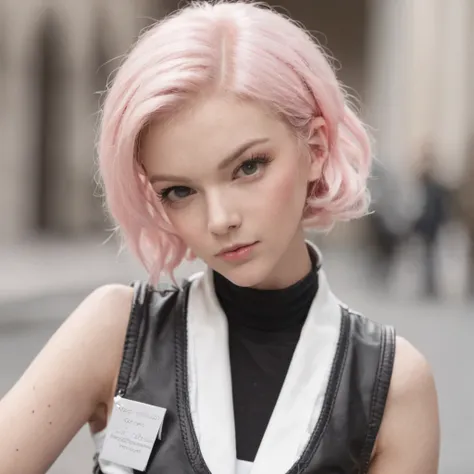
[98, 1, 372, 284]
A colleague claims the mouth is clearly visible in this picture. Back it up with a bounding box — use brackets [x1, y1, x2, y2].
[216, 242, 259, 260]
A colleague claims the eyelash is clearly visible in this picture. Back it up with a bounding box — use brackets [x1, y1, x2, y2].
[232, 154, 272, 179]
[156, 154, 272, 204]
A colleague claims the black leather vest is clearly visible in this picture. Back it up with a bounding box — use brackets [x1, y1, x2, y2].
[94, 280, 395, 474]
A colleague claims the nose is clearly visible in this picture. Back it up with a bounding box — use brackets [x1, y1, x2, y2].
[206, 190, 241, 236]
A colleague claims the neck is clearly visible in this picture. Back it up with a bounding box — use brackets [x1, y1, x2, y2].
[252, 228, 312, 290]
[213, 243, 319, 332]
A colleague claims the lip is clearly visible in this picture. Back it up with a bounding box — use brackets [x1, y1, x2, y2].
[216, 242, 259, 261]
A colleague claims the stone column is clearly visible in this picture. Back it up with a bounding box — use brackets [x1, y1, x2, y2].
[57, 0, 97, 233]
[1, 0, 43, 241]
[470, 1, 474, 138]
[405, 0, 438, 159]
[364, 0, 412, 177]
[470, 2, 474, 137]
[431, 0, 471, 186]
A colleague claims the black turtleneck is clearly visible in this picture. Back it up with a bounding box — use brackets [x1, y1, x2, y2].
[213, 251, 319, 463]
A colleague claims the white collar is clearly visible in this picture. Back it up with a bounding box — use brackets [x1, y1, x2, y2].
[186, 255, 342, 474]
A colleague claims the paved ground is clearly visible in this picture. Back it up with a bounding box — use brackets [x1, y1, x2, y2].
[0, 235, 472, 473]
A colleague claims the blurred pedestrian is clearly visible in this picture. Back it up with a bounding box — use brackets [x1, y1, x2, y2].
[367, 160, 420, 288]
[453, 140, 474, 298]
[413, 145, 450, 298]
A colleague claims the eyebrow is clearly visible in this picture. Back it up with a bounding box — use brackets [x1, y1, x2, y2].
[149, 137, 269, 184]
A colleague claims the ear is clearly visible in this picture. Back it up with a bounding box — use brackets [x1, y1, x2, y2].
[307, 116, 329, 182]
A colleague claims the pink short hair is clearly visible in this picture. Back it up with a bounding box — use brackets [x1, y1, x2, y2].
[98, 1, 372, 284]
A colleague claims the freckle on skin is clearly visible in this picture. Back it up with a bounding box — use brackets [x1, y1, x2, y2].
[31, 410, 35, 414]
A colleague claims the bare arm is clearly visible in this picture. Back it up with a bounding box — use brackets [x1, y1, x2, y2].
[369, 336, 440, 474]
[0, 284, 133, 474]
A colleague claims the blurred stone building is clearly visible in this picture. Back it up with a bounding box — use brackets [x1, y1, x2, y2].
[0, 0, 472, 242]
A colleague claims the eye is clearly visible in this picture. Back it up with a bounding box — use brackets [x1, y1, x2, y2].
[234, 155, 271, 179]
[157, 186, 194, 203]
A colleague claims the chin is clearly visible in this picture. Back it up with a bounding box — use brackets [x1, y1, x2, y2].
[216, 260, 273, 289]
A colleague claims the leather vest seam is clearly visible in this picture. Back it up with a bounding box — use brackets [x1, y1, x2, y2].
[359, 322, 396, 473]
[175, 282, 213, 474]
[278, 305, 351, 474]
[115, 281, 149, 396]
[93, 281, 151, 474]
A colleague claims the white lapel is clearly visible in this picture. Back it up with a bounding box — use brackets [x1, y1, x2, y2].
[187, 270, 237, 474]
[249, 270, 342, 474]
[186, 251, 342, 474]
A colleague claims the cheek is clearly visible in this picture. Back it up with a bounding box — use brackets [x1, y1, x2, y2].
[163, 205, 201, 245]
[260, 165, 307, 218]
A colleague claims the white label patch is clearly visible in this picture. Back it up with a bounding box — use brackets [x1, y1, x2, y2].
[99, 396, 166, 472]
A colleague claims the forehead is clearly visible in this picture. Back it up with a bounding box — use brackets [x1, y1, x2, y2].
[141, 95, 293, 172]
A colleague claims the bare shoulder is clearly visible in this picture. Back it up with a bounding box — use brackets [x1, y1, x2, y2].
[0, 283, 134, 474]
[70, 283, 134, 354]
[69, 283, 134, 388]
[390, 336, 435, 398]
[50, 283, 135, 401]
[369, 336, 440, 474]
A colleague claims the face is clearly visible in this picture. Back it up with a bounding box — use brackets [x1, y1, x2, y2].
[142, 94, 324, 289]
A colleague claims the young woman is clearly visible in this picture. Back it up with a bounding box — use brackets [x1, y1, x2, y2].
[0, 2, 439, 473]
